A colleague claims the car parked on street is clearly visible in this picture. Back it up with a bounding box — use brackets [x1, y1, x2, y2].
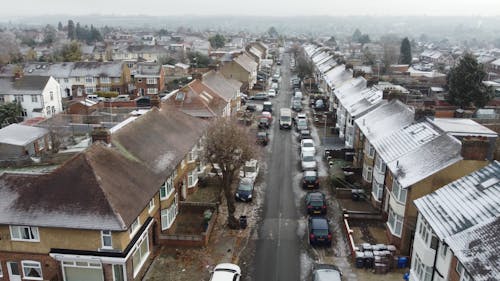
[305, 191, 327, 215]
[292, 100, 302, 112]
[256, 131, 269, 146]
[260, 111, 273, 122]
[312, 264, 342, 281]
[235, 177, 255, 202]
[301, 151, 317, 171]
[250, 92, 269, 100]
[297, 129, 312, 142]
[262, 101, 273, 113]
[209, 263, 241, 281]
[302, 170, 319, 189]
[245, 104, 256, 112]
[268, 88, 276, 97]
[239, 159, 259, 181]
[300, 139, 316, 155]
[258, 117, 270, 129]
[296, 118, 308, 132]
[308, 217, 332, 246]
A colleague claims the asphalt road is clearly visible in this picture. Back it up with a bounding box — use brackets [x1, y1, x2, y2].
[253, 52, 302, 281]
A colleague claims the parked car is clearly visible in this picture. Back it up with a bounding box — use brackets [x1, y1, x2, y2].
[300, 139, 316, 155]
[305, 191, 327, 215]
[292, 100, 303, 112]
[312, 264, 342, 281]
[235, 177, 255, 202]
[308, 217, 332, 246]
[239, 159, 260, 180]
[250, 92, 268, 100]
[268, 89, 276, 97]
[297, 129, 312, 141]
[296, 118, 308, 132]
[256, 131, 269, 146]
[301, 151, 317, 171]
[258, 117, 270, 129]
[260, 111, 273, 122]
[262, 101, 273, 113]
[209, 263, 241, 281]
[245, 104, 256, 112]
[302, 170, 320, 189]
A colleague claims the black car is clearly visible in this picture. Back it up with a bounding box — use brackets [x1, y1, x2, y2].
[302, 170, 320, 189]
[258, 117, 270, 129]
[246, 104, 256, 112]
[308, 217, 332, 246]
[256, 131, 269, 146]
[235, 177, 254, 202]
[297, 129, 312, 142]
[305, 191, 327, 215]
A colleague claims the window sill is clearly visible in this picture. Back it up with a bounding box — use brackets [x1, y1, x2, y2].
[11, 238, 40, 243]
[160, 190, 174, 201]
[23, 277, 43, 281]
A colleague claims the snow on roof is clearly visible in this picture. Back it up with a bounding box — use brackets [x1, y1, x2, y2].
[109, 116, 139, 134]
[430, 118, 497, 137]
[490, 58, 500, 66]
[415, 161, 499, 241]
[387, 134, 462, 188]
[0, 124, 48, 146]
[373, 120, 441, 164]
[324, 65, 352, 88]
[79, 99, 98, 106]
[348, 88, 384, 117]
[446, 216, 500, 281]
[355, 99, 415, 142]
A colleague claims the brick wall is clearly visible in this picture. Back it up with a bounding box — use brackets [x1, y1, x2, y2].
[0, 251, 61, 281]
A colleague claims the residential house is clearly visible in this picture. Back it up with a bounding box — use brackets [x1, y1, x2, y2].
[0, 75, 63, 119]
[24, 62, 75, 98]
[163, 79, 228, 118]
[220, 52, 258, 92]
[114, 45, 168, 62]
[0, 107, 209, 281]
[411, 161, 499, 281]
[488, 58, 500, 77]
[132, 63, 165, 96]
[201, 70, 242, 116]
[67, 99, 100, 115]
[0, 123, 50, 159]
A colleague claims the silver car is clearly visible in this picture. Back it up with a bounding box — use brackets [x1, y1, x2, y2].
[312, 264, 342, 281]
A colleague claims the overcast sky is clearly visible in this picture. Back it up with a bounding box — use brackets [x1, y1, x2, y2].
[3, 0, 500, 17]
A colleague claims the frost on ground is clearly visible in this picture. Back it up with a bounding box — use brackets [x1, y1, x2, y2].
[300, 252, 314, 281]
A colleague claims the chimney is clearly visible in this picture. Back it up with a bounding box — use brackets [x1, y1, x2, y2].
[150, 95, 160, 108]
[461, 136, 490, 161]
[192, 72, 203, 81]
[13, 69, 24, 80]
[91, 127, 111, 144]
[414, 106, 435, 121]
[208, 63, 220, 71]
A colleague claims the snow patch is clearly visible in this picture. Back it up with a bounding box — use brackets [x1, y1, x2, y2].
[153, 151, 175, 173]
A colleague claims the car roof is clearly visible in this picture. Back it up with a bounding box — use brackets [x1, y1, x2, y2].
[263, 101, 272, 105]
[297, 113, 306, 118]
[304, 170, 317, 177]
[239, 177, 253, 184]
[308, 192, 324, 200]
[257, 132, 267, 136]
[300, 130, 311, 134]
[301, 139, 314, 144]
[311, 217, 328, 229]
[314, 269, 341, 281]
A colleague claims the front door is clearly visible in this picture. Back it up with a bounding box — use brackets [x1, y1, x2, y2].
[7, 262, 22, 281]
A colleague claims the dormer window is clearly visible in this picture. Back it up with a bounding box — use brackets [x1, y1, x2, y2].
[175, 92, 185, 101]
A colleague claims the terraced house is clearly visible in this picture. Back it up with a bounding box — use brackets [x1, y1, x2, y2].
[0, 106, 208, 281]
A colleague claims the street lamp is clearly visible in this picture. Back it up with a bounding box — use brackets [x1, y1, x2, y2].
[323, 113, 327, 145]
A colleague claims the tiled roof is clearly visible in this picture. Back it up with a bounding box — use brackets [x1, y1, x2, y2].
[324, 65, 352, 88]
[355, 99, 415, 143]
[71, 61, 124, 77]
[135, 62, 162, 76]
[0, 76, 51, 96]
[430, 118, 497, 137]
[202, 71, 241, 102]
[234, 53, 258, 73]
[414, 161, 500, 240]
[447, 216, 500, 281]
[373, 120, 441, 163]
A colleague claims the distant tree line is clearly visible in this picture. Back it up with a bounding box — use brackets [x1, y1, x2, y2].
[67, 20, 103, 43]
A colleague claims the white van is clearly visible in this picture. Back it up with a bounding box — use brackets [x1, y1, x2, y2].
[279, 108, 292, 129]
[87, 94, 99, 101]
[114, 94, 130, 101]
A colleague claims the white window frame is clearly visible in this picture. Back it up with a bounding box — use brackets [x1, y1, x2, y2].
[161, 193, 178, 230]
[374, 156, 386, 174]
[147, 88, 157, 95]
[371, 179, 384, 201]
[112, 264, 125, 281]
[132, 231, 150, 277]
[412, 255, 432, 281]
[146, 78, 156, 84]
[391, 179, 407, 204]
[148, 198, 155, 213]
[0, 260, 3, 277]
[387, 207, 403, 237]
[10, 226, 40, 242]
[129, 218, 140, 238]
[362, 164, 373, 182]
[365, 140, 375, 158]
[85, 76, 94, 83]
[101, 230, 112, 249]
[456, 262, 471, 281]
[21, 260, 43, 280]
[187, 170, 198, 188]
[31, 95, 38, 103]
[100, 77, 111, 84]
[160, 176, 174, 200]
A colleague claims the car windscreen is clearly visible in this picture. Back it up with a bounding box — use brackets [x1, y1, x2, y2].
[304, 175, 317, 181]
[259, 118, 268, 123]
[313, 229, 329, 236]
[303, 155, 315, 162]
[280, 116, 291, 121]
[310, 200, 324, 207]
[303, 142, 313, 147]
[297, 119, 307, 126]
[244, 166, 256, 173]
[238, 182, 253, 191]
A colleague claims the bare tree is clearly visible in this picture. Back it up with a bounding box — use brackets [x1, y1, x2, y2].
[203, 118, 255, 229]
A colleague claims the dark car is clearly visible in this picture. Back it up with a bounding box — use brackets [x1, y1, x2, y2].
[292, 100, 302, 112]
[308, 217, 332, 246]
[297, 129, 312, 142]
[312, 264, 342, 281]
[258, 117, 270, 129]
[246, 104, 256, 112]
[305, 191, 327, 215]
[302, 170, 319, 189]
[256, 131, 269, 146]
[295, 118, 308, 132]
[235, 177, 254, 202]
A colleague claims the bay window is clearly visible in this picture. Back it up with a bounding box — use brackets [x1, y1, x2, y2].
[371, 179, 384, 201]
[387, 207, 403, 236]
[391, 179, 407, 204]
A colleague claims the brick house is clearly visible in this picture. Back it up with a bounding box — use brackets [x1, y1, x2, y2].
[0, 107, 209, 281]
[132, 63, 165, 97]
[220, 52, 257, 92]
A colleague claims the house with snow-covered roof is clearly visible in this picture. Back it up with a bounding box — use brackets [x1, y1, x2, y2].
[411, 161, 500, 281]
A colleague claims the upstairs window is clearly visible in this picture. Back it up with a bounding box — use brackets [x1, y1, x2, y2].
[101, 230, 112, 249]
[129, 218, 140, 237]
[391, 179, 407, 204]
[10, 226, 40, 242]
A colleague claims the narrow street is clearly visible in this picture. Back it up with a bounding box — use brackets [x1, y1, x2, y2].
[251, 52, 301, 281]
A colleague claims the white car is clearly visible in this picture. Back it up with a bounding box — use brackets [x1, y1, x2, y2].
[210, 263, 241, 281]
[301, 151, 317, 171]
[301, 139, 316, 155]
[239, 159, 260, 182]
[268, 89, 276, 97]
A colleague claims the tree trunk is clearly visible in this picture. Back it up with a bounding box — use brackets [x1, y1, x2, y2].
[223, 173, 239, 229]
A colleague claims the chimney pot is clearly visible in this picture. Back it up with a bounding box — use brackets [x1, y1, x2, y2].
[91, 127, 111, 144]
